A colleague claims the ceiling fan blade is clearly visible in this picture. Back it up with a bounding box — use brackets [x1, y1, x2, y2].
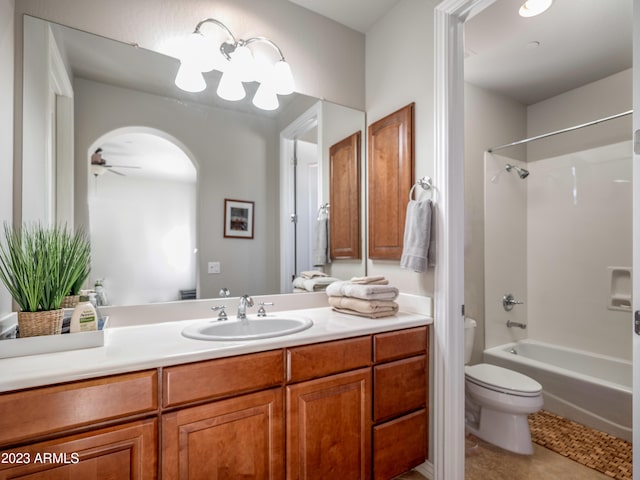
[108, 169, 126, 176]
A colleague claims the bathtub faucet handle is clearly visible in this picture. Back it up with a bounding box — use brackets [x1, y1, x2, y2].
[507, 320, 527, 329]
[503, 293, 524, 311]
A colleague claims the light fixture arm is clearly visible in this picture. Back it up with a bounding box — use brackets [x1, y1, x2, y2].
[193, 18, 238, 45]
[244, 37, 287, 62]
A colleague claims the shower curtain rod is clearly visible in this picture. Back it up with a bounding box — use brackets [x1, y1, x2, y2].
[487, 109, 633, 153]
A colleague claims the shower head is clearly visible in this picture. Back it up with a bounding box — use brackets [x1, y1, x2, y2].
[505, 163, 529, 179]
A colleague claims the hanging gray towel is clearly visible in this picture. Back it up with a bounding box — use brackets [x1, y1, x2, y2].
[313, 217, 330, 266]
[400, 199, 433, 273]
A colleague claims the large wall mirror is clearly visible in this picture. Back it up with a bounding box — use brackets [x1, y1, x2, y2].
[21, 15, 366, 306]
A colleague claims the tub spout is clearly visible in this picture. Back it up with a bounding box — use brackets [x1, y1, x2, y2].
[506, 320, 526, 329]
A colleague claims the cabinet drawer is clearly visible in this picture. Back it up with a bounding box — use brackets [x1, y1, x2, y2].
[373, 326, 427, 363]
[163, 349, 283, 408]
[286, 336, 371, 383]
[0, 370, 158, 447]
[373, 355, 426, 422]
[0, 418, 157, 480]
[373, 409, 427, 480]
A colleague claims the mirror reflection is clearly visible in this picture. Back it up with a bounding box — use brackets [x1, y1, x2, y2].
[22, 15, 366, 306]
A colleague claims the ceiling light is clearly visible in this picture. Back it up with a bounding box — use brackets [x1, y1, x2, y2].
[175, 18, 295, 110]
[519, 0, 553, 18]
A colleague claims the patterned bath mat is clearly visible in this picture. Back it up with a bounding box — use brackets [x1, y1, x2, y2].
[529, 410, 632, 479]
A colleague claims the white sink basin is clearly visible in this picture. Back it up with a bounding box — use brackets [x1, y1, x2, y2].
[182, 316, 313, 341]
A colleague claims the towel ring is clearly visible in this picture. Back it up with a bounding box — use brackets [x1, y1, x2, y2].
[409, 176, 433, 201]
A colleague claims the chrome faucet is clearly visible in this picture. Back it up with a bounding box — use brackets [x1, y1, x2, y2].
[237, 294, 254, 324]
[502, 293, 524, 312]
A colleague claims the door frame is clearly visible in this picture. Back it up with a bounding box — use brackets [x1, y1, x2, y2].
[433, 1, 497, 479]
[632, 1, 639, 476]
[279, 102, 321, 293]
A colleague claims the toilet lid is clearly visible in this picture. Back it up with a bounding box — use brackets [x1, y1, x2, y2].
[465, 363, 542, 396]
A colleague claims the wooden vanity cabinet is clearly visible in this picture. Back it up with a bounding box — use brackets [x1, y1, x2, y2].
[0, 325, 430, 480]
[286, 337, 372, 480]
[162, 388, 283, 480]
[372, 326, 429, 480]
[0, 370, 159, 480]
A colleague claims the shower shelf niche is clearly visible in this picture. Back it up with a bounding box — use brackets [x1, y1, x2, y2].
[608, 267, 632, 312]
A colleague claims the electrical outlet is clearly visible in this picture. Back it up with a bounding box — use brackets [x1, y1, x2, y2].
[208, 261, 221, 274]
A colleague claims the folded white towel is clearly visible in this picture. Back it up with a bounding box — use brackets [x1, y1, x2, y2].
[331, 307, 398, 319]
[325, 281, 399, 301]
[293, 276, 341, 292]
[328, 296, 398, 314]
[313, 218, 330, 266]
[400, 199, 433, 273]
[301, 270, 327, 279]
[350, 275, 389, 285]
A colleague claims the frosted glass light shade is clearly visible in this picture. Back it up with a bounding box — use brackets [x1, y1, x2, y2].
[229, 45, 256, 82]
[519, 0, 553, 17]
[252, 82, 279, 111]
[175, 63, 206, 92]
[273, 60, 294, 95]
[217, 71, 246, 101]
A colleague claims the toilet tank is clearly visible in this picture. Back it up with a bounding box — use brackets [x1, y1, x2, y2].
[464, 317, 477, 364]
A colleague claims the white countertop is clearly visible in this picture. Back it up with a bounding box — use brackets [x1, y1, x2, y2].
[0, 304, 431, 393]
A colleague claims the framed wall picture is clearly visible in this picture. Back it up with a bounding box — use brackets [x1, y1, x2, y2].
[224, 199, 254, 239]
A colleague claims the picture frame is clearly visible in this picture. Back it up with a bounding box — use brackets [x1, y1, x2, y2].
[224, 199, 254, 239]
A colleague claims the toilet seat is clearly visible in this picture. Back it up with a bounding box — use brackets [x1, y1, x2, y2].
[465, 363, 542, 397]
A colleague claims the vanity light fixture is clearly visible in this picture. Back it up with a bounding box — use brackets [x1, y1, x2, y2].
[518, 0, 553, 17]
[175, 18, 295, 111]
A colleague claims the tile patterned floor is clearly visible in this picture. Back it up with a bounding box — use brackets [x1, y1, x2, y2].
[393, 411, 632, 480]
[529, 410, 632, 480]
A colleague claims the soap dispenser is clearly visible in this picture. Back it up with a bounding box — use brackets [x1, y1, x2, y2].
[70, 291, 98, 333]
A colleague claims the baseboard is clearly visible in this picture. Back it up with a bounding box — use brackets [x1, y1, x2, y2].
[415, 460, 434, 479]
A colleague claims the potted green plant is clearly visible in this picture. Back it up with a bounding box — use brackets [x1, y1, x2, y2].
[0, 223, 91, 337]
[61, 256, 91, 308]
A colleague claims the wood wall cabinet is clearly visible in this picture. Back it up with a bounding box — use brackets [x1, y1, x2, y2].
[329, 131, 361, 260]
[367, 103, 414, 260]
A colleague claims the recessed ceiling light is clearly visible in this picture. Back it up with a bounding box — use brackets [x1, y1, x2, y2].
[519, 0, 553, 18]
[526, 40, 541, 49]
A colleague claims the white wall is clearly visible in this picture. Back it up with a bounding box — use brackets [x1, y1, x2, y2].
[89, 173, 196, 306]
[527, 69, 632, 161]
[365, 0, 438, 296]
[74, 78, 280, 298]
[464, 83, 526, 362]
[0, 0, 13, 317]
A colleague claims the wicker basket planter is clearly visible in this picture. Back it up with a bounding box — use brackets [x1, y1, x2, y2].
[17, 309, 64, 337]
[61, 295, 80, 309]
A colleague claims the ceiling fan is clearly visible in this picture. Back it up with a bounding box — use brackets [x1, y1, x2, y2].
[90, 148, 141, 177]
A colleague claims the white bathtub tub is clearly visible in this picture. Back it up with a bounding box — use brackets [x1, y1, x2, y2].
[484, 339, 632, 441]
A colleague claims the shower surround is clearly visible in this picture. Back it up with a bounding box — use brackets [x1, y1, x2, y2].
[483, 140, 632, 437]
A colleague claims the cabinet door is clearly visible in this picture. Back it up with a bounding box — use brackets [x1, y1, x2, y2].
[367, 103, 414, 260]
[329, 131, 361, 260]
[286, 368, 371, 480]
[162, 388, 283, 480]
[0, 419, 157, 480]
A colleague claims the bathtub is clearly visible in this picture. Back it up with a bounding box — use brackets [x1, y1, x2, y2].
[483, 339, 632, 441]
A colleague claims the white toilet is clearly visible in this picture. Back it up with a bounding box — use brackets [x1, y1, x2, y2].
[464, 318, 543, 455]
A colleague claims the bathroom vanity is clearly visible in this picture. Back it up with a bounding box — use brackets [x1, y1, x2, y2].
[0, 303, 431, 479]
